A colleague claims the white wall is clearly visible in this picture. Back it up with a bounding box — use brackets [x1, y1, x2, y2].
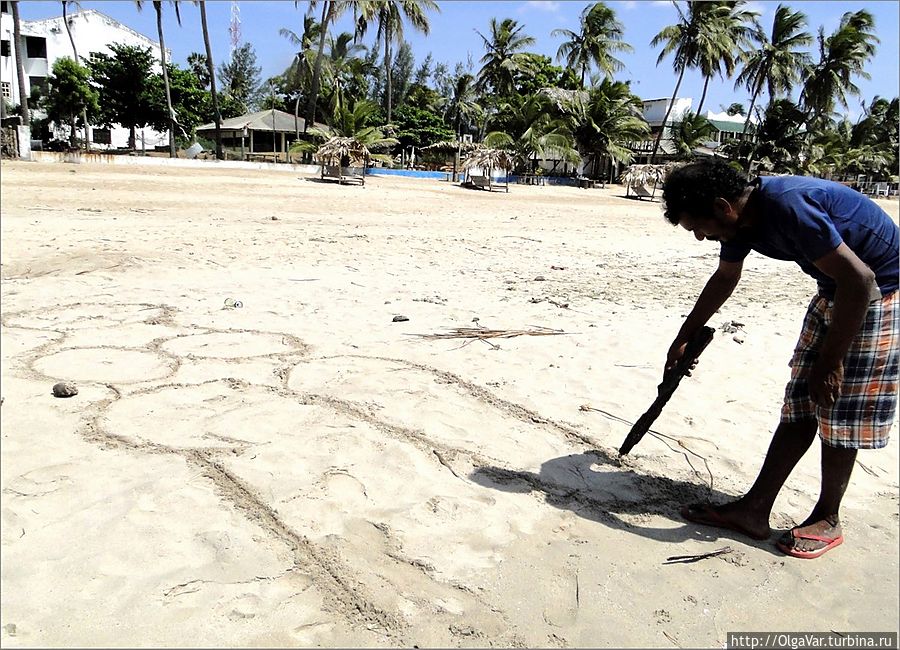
[1, 9, 168, 149]
[642, 97, 693, 126]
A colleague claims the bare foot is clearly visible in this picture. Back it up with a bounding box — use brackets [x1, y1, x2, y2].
[681, 500, 771, 540]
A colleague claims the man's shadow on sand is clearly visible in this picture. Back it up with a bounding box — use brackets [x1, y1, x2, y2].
[470, 450, 784, 556]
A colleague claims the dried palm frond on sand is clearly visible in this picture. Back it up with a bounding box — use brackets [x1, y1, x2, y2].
[410, 325, 568, 349]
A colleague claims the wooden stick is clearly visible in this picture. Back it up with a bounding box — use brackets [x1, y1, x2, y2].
[664, 546, 733, 564]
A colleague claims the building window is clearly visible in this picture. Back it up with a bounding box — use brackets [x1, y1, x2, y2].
[1, 39, 9, 57]
[1, 81, 10, 100]
[92, 128, 112, 145]
[25, 36, 47, 59]
[0, 2, 9, 15]
[88, 51, 103, 65]
[29, 76, 48, 98]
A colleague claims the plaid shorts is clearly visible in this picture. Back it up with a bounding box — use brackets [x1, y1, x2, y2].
[781, 291, 899, 448]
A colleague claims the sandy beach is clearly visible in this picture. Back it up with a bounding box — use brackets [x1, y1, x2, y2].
[1, 160, 898, 648]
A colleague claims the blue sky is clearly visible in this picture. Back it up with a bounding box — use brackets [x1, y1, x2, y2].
[18, 0, 900, 119]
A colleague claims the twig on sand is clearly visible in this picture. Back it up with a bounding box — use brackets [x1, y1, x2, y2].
[664, 546, 733, 564]
[662, 630, 681, 647]
[413, 325, 566, 340]
[501, 235, 542, 242]
[855, 460, 879, 477]
[411, 325, 567, 350]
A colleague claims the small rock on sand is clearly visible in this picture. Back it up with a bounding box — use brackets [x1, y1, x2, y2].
[392, 315, 409, 322]
[52, 381, 78, 398]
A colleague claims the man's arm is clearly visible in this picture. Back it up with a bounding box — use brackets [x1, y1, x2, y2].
[666, 259, 743, 372]
[809, 243, 877, 407]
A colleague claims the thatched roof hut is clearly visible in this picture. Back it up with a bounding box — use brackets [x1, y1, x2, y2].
[620, 162, 683, 199]
[463, 147, 515, 173]
[420, 139, 479, 154]
[314, 136, 369, 166]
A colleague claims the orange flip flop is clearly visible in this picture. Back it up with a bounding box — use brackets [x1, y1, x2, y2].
[776, 529, 844, 559]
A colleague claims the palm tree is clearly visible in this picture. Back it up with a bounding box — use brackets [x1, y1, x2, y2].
[722, 98, 806, 173]
[693, 1, 758, 115]
[669, 110, 714, 159]
[322, 32, 369, 116]
[280, 14, 321, 139]
[801, 10, 879, 129]
[483, 93, 581, 174]
[444, 72, 482, 137]
[197, 1, 222, 159]
[302, 0, 354, 134]
[356, 0, 439, 124]
[290, 99, 399, 164]
[648, 1, 710, 163]
[11, 1, 29, 124]
[571, 79, 650, 177]
[474, 18, 536, 97]
[552, 2, 631, 88]
[136, 0, 181, 156]
[734, 4, 811, 137]
[848, 96, 899, 179]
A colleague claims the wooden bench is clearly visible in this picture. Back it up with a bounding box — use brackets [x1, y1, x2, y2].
[470, 175, 492, 190]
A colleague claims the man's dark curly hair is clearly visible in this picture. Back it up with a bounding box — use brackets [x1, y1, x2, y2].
[661, 159, 749, 225]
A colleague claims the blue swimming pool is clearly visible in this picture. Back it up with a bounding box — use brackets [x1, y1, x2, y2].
[366, 168, 448, 179]
[366, 168, 582, 186]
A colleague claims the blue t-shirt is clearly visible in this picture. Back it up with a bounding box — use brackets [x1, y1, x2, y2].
[720, 176, 899, 299]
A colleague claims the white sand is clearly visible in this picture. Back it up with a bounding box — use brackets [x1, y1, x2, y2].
[1, 161, 897, 647]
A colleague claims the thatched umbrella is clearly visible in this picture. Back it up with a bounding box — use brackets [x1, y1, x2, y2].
[421, 139, 479, 181]
[314, 136, 369, 166]
[313, 136, 370, 185]
[619, 162, 683, 199]
[463, 147, 515, 192]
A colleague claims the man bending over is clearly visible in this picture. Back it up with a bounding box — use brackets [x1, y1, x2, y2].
[661, 159, 898, 559]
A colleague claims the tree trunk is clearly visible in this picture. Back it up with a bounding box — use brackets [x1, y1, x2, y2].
[384, 22, 393, 123]
[154, 2, 176, 157]
[696, 75, 710, 115]
[742, 84, 761, 137]
[199, 1, 223, 159]
[304, 1, 331, 134]
[650, 65, 686, 164]
[11, 1, 29, 124]
[61, 2, 90, 150]
[129, 125, 136, 150]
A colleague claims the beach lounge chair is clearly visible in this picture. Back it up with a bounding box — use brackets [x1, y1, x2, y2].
[338, 167, 365, 186]
[626, 180, 657, 200]
[470, 174, 492, 190]
[320, 164, 365, 186]
[322, 165, 343, 183]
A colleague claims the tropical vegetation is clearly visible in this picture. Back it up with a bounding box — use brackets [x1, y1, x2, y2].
[11, 0, 896, 183]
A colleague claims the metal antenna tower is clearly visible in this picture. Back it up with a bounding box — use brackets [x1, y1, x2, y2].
[229, 1, 242, 55]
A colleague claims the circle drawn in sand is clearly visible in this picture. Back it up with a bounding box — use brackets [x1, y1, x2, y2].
[34, 348, 175, 384]
[160, 332, 302, 359]
[102, 381, 320, 448]
[4, 303, 167, 331]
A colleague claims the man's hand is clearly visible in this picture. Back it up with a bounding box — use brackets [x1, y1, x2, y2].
[665, 338, 699, 377]
[808, 359, 844, 408]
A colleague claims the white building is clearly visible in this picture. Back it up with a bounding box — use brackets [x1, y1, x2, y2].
[0, 4, 168, 149]
[641, 96, 693, 128]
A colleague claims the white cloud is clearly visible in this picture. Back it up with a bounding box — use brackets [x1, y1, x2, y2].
[744, 1, 768, 20]
[520, 1, 563, 13]
[614, 0, 668, 10]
